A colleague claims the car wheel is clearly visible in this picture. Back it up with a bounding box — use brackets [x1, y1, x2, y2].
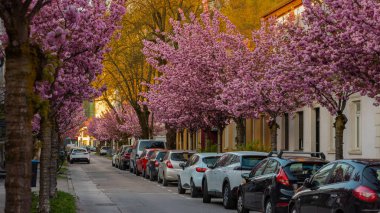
[190, 179, 198, 198]
[88, 160, 90, 164]
[162, 172, 168, 186]
[223, 182, 235, 209]
[265, 199, 274, 213]
[237, 192, 249, 213]
[290, 205, 298, 213]
[157, 172, 163, 183]
[129, 165, 133, 173]
[202, 179, 211, 203]
[112, 161, 114, 167]
[145, 168, 150, 179]
[178, 177, 186, 194]
[70, 160, 74, 164]
[135, 168, 140, 176]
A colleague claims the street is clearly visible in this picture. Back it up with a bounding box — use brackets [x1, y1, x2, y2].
[71, 154, 248, 213]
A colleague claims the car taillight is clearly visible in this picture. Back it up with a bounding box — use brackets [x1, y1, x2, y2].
[166, 160, 173, 169]
[196, 167, 207, 173]
[276, 168, 290, 186]
[155, 161, 159, 167]
[353, 186, 378, 203]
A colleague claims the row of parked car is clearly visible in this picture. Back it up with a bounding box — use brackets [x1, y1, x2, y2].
[110, 140, 380, 213]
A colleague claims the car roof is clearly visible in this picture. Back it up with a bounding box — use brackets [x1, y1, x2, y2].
[196, 153, 223, 157]
[168, 150, 196, 153]
[279, 156, 327, 162]
[344, 159, 380, 165]
[225, 151, 268, 156]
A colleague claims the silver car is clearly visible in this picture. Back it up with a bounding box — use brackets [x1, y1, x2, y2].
[157, 150, 195, 186]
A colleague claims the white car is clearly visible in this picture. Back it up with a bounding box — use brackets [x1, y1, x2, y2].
[69, 148, 90, 164]
[178, 153, 222, 197]
[100, 146, 110, 156]
[202, 151, 268, 209]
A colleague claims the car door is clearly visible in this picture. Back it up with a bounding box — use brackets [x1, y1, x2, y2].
[298, 163, 336, 213]
[250, 159, 279, 211]
[316, 162, 355, 213]
[208, 154, 229, 192]
[244, 159, 268, 209]
[215, 154, 233, 194]
[226, 155, 243, 190]
[181, 155, 196, 187]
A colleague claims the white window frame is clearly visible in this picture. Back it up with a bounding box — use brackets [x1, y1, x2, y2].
[352, 100, 361, 151]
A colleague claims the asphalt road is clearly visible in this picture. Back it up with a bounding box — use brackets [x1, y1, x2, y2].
[70, 154, 257, 213]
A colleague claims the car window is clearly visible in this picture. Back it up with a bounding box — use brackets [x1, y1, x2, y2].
[73, 149, 87, 153]
[140, 150, 147, 158]
[190, 155, 199, 166]
[327, 163, 354, 184]
[230, 155, 240, 165]
[363, 165, 380, 190]
[250, 159, 268, 177]
[215, 154, 230, 168]
[311, 163, 335, 187]
[127, 148, 132, 153]
[241, 156, 266, 169]
[171, 153, 194, 161]
[147, 150, 156, 158]
[156, 151, 167, 160]
[285, 162, 326, 182]
[262, 160, 279, 175]
[138, 141, 165, 151]
[163, 152, 169, 161]
[202, 156, 220, 166]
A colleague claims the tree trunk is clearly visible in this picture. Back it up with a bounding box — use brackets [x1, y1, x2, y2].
[234, 117, 245, 146]
[4, 44, 34, 213]
[39, 112, 51, 213]
[135, 108, 150, 139]
[268, 120, 279, 151]
[165, 124, 176, 149]
[49, 118, 59, 198]
[334, 112, 347, 160]
[217, 127, 224, 153]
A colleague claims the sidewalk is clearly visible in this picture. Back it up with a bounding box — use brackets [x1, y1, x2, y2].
[0, 167, 75, 212]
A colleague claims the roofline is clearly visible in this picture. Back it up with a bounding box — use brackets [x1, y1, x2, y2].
[263, 0, 303, 19]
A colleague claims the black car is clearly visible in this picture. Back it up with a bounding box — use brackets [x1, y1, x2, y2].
[289, 159, 380, 213]
[237, 151, 328, 213]
[147, 150, 167, 181]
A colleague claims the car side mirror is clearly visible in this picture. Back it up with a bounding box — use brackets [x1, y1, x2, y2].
[241, 173, 250, 181]
[179, 162, 186, 170]
[303, 178, 313, 188]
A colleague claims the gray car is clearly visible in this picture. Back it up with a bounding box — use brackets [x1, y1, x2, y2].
[157, 150, 195, 186]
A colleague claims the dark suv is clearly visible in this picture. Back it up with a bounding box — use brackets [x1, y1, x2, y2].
[237, 151, 328, 213]
[289, 159, 380, 213]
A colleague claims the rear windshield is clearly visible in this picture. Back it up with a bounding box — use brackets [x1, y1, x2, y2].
[147, 150, 156, 158]
[101, 147, 110, 150]
[73, 149, 87, 153]
[139, 141, 165, 151]
[363, 166, 380, 189]
[155, 152, 167, 160]
[171, 153, 194, 161]
[285, 162, 325, 181]
[242, 156, 266, 168]
[203, 156, 220, 165]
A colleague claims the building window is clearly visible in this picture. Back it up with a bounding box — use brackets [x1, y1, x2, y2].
[353, 101, 361, 150]
[262, 116, 266, 145]
[298, 111, 304, 150]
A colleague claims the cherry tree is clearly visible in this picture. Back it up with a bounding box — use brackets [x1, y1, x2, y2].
[280, 0, 380, 159]
[143, 11, 249, 151]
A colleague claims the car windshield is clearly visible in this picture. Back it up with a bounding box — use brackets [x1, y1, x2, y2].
[241, 156, 266, 168]
[171, 153, 193, 162]
[285, 162, 325, 181]
[139, 141, 165, 151]
[101, 147, 109, 150]
[363, 166, 380, 190]
[202, 156, 220, 165]
[155, 152, 167, 160]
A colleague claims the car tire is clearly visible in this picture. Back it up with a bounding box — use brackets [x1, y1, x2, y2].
[190, 179, 198, 198]
[290, 205, 298, 213]
[264, 199, 275, 213]
[112, 161, 114, 167]
[88, 160, 90, 164]
[202, 179, 211, 203]
[237, 192, 249, 213]
[162, 173, 168, 186]
[135, 167, 140, 176]
[145, 168, 150, 179]
[178, 177, 186, 194]
[223, 182, 235, 209]
[157, 172, 163, 183]
[70, 160, 74, 164]
[129, 165, 133, 173]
